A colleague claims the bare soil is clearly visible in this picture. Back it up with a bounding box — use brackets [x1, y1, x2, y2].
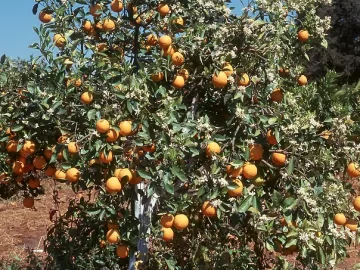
[0, 180, 74, 264]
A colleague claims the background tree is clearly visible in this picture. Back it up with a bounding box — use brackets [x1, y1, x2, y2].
[304, 0, 360, 84]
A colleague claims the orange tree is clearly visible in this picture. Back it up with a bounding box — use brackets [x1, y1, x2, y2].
[1, 0, 360, 269]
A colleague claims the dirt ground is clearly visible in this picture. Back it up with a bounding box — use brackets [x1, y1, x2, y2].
[0, 180, 74, 264]
[0, 181, 360, 269]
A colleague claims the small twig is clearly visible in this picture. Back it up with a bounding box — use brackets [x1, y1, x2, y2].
[191, 94, 199, 120]
[232, 124, 241, 152]
[261, 159, 276, 169]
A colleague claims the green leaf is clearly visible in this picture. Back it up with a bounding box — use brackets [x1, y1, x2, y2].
[287, 156, 294, 175]
[197, 186, 205, 196]
[86, 208, 102, 216]
[137, 169, 152, 179]
[243, 147, 250, 161]
[332, 89, 346, 99]
[171, 166, 187, 182]
[268, 117, 277, 125]
[231, 160, 243, 168]
[272, 190, 283, 207]
[321, 39, 328, 49]
[87, 109, 97, 121]
[317, 246, 325, 265]
[284, 238, 297, 248]
[61, 162, 71, 171]
[10, 125, 23, 132]
[99, 209, 106, 220]
[283, 197, 298, 210]
[165, 258, 176, 270]
[164, 182, 174, 195]
[238, 195, 253, 212]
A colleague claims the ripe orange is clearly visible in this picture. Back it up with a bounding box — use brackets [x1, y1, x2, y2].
[12, 161, 25, 175]
[5, 128, 16, 139]
[44, 165, 56, 177]
[160, 214, 174, 228]
[272, 152, 286, 166]
[99, 151, 113, 163]
[345, 218, 358, 231]
[298, 75, 307, 86]
[178, 69, 189, 80]
[173, 17, 184, 26]
[107, 220, 119, 230]
[143, 143, 156, 153]
[103, 19, 116, 31]
[353, 196, 360, 211]
[74, 79, 82, 87]
[96, 119, 110, 133]
[206, 142, 221, 157]
[243, 163, 257, 179]
[28, 177, 40, 189]
[116, 245, 129, 258]
[238, 73, 250, 86]
[99, 240, 106, 248]
[161, 46, 175, 58]
[201, 201, 217, 217]
[151, 72, 164, 82]
[23, 197, 34, 208]
[66, 168, 80, 183]
[6, 140, 18, 153]
[157, 3, 170, 16]
[58, 135, 68, 143]
[33, 156, 47, 169]
[106, 177, 122, 193]
[110, 0, 124, 12]
[222, 63, 233, 77]
[97, 43, 108, 52]
[119, 121, 132, 136]
[106, 128, 119, 142]
[39, 10, 52, 23]
[127, 2, 138, 13]
[146, 34, 158, 46]
[270, 88, 284, 102]
[80, 92, 93, 104]
[226, 165, 243, 178]
[298, 30, 309, 42]
[173, 214, 189, 230]
[172, 75, 185, 89]
[22, 140, 36, 155]
[171, 52, 185, 66]
[44, 148, 53, 160]
[53, 34, 65, 48]
[266, 130, 278, 145]
[68, 142, 79, 154]
[249, 144, 264, 160]
[54, 170, 66, 180]
[334, 213, 346, 225]
[227, 179, 243, 197]
[161, 227, 174, 241]
[106, 229, 120, 243]
[83, 20, 93, 33]
[129, 171, 142, 185]
[212, 71, 228, 88]
[90, 4, 102, 17]
[279, 67, 290, 78]
[115, 168, 133, 182]
[159, 35, 172, 49]
[347, 163, 360, 178]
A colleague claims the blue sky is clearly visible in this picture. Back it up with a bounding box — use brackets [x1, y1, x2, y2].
[0, 1, 242, 59]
